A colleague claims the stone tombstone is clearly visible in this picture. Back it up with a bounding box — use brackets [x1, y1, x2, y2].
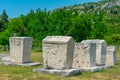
[106, 46, 116, 66]
[42, 36, 74, 70]
[73, 40, 96, 68]
[92, 40, 107, 66]
[10, 37, 33, 63]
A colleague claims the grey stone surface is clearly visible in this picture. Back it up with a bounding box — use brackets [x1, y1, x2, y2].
[0, 62, 40, 66]
[106, 46, 116, 66]
[1, 55, 10, 62]
[80, 40, 107, 66]
[0, 54, 40, 66]
[98, 65, 112, 69]
[0, 54, 9, 59]
[33, 68, 82, 76]
[92, 40, 107, 66]
[42, 36, 74, 70]
[9, 37, 33, 63]
[81, 67, 102, 72]
[73, 40, 96, 69]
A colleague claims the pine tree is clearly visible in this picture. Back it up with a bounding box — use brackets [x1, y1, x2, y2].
[0, 9, 8, 31]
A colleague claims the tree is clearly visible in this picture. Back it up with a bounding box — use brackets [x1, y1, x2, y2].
[90, 11, 108, 39]
[0, 10, 9, 51]
[0, 9, 8, 31]
[0, 8, 108, 51]
[0, 29, 11, 51]
[67, 14, 93, 42]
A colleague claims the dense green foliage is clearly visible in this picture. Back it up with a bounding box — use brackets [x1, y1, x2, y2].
[0, 9, 108, 50]
[1, 0, 120, 50]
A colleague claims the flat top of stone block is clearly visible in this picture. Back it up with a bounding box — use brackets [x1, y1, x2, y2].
[81, 39, 106, 44]
[81, 40, 92, 44]
[92, 39, 106, 43]
[10, 37, 32, 39]
[43, 36, 73, 44]
[107, 46, 116, 51]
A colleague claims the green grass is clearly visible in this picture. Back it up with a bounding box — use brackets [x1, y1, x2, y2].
[0, 50, 120, 80]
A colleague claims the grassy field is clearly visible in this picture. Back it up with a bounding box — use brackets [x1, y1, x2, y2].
[0, 50, 120, 80]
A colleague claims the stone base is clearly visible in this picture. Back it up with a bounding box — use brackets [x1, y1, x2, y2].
[1, 56, 10, 62]
[33, 68, 82, 76]
[0, 54, 40, 66]
[0, 54, 9, 59]
[0, 62, 40, 66]
[98, 65, 112, 69]
[81, 67, 102, 72]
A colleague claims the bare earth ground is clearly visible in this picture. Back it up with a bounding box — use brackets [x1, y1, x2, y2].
[0, 50, 120, 80]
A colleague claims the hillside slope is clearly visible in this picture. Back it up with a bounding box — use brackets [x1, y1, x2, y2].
[53, 0, 120, 45]
[54, 0, 120, 35]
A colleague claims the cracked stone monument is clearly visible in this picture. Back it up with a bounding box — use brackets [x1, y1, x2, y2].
[73, 40, 102, 72]
[0, 37, 40, 66]
[33, 36, 82, 76]
[106, 46, 116, 66]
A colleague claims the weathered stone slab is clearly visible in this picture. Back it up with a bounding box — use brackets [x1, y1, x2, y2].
[73, 40, 96, 69]
[0, 54, 40, 66]
[82, 67, 102, 72]
[33, 68, 82, 76]
[92, 40, 107, 66]
[0, 54, 9, 59]
[98, 65, 112, 69]
[1, 55, 10, 62]
[0, 62, 40, 66]
[9, 37, 33, 63]
[80, 40, 107, 66]
[106, 46, 116, 66]
[43, 36, 74, 70]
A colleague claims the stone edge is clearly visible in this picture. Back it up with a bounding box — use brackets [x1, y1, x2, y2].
[0, 62, 41, 66]
[33, 68, 82, 77]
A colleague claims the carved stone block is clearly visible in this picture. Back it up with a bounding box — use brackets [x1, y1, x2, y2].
[10, 37, 33, 63]
[42, 36, 74, 70]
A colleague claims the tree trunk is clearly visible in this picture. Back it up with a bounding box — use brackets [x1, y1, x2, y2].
[3, 45, 7, 51]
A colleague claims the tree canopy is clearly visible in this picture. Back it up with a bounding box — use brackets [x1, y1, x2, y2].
[0, 8, 109, 50]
